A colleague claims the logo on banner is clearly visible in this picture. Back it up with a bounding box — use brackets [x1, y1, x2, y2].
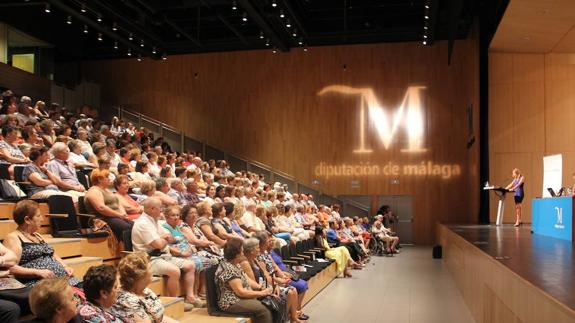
[554, 207, 565, 229]
[317, 85, 427, 153]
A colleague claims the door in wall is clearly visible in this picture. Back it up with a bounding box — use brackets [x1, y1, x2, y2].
[377, 196, 414, 244]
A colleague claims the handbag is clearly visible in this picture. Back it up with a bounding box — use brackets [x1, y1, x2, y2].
[259, 294, 287, 323]
[284, 267, 300, 281]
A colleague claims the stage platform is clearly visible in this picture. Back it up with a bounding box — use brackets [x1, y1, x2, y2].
[437, 223, 575, 323]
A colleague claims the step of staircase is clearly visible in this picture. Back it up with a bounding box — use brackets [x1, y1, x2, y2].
[43, 235, 82, 258]
[62, 256, 103, 279]
[160, 296, 185, 319]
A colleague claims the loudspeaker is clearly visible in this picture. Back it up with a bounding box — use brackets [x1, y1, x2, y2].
[432, 245, 442, 259]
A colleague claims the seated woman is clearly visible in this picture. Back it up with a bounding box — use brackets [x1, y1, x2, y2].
[27, 278, 78, 323]
[215, 238, 273, 323]
[229, 202, 251, 238]
[267, 206, 295, 244]
[277, 205, 309, 242]
[114, 175, 143, 220]
[78, 264, 123, 322]
[67, 139, 97, 169]
[84, 169, 134, 240]
[241, 238, 302, 323]
[22, 147, 83, 202]
[314, 227, 358, 278]
[111, 252, 178, 323]
[0, 124, 28, 167]
[212, 203, 242, 241]
[0, 241, 21, 321]
[371, 220, 399, 254]
[254, 231, 309, 321]
[3, 200, 79, 287]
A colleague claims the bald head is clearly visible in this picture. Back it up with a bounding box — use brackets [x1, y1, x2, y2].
[143, 197, 162, 219]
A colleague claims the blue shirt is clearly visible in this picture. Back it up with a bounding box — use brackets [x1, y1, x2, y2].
[326, 228, 339, 244]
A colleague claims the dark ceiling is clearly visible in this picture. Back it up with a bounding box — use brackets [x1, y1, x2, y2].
[0, 0, 480, 61]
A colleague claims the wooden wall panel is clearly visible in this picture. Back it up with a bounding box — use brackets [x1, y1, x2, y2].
[0, 62, 50, 100]
[81, 39, 479, 245]
[489, 51, 575, 224]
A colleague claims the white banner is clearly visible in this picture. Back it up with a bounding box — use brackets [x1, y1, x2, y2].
[542, 154, 562, 198]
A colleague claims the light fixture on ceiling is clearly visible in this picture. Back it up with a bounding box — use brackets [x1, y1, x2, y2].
[84, 24, 88, 34]
[265, 38, 270, 47]
[137, 54, 142, 62]
[259, 30, 264, 39]
[272, 0, 277, 8]
[162, 53, 168, 60]
[272, 47, 277, 54]
[97, 33, 103, 41]
[81, 3, 86, 13]
[292, 29, 297, 37]
[279, 9, 285, 18]
[152, 46, 157, 54]
[127, 49, 132, 56]
[97, 15, 102, 23]
[114, 41, 118, 50]
[242, 12, 248, 22]
[112, 22, 118, 31]
[44, 3, 50, 13]
[298, 37, 303, 45]
[232, 1, 237, 10]
[303, 46, 308, 52]
[286, 19, 291, 28]
[128, 33, 133, 41]
[66, 16, 72, 25]
[140, 39, 144, 47]
[424, 15, 429, 20]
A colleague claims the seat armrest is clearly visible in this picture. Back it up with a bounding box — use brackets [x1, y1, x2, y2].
[46, 213, 68, 218]
[77, 213, 96, 218]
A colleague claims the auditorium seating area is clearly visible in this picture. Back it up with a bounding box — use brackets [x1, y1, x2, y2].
[0, 89, 399, 322]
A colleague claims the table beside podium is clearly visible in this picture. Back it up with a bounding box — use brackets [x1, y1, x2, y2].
[532, 196, 573, 241]
[483, 186, 511, 226]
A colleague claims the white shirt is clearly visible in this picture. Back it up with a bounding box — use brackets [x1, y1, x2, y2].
[132, 213, 169, 254]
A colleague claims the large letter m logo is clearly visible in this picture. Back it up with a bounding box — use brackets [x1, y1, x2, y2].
[318, 85, 427, 153]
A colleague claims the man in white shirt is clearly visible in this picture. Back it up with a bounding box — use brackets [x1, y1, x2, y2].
[105, 139, 121, 168]
[241, 200, 263, 232]
[132, 197, 200, 309]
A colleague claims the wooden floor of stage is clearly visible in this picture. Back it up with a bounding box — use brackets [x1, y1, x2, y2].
[447, 224, 575, 311]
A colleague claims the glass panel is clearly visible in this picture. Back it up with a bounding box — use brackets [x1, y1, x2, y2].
[184, 136, 203, 156]
[227, 155, 248, 173]
[248, 163, 271, 183]
[161, 127, 181, 154]
[205, 145, 225, 162]
[272, 174, 295, 193]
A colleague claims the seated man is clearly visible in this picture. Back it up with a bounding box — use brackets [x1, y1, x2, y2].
[131, 197, 201, 310]
[46, 142, 86, 197]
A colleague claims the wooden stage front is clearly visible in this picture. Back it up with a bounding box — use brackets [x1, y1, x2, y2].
[437, 224, 575, 323]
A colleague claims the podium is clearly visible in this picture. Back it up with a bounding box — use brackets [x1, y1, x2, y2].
[484, 186, 511, 226]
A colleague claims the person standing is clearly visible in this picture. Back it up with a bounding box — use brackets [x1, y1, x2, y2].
[506, 168, 525, 227]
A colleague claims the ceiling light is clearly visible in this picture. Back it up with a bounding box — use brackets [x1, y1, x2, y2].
[425, 5, 430, 9]
[272, 47, 277, 54]
[232, 1, 237, 10]
[81, 3, 86, 13]
[152, 46, 157, 54]
[97, 33, 103, 41]
[279, 10, 285, 18]
[424, 26, 428, 30]
[44, 3, 50, 13]
[423, 35, 427, 39]
[292, 29, 297, 37]
[286, 19, 291, 28]
[424, 15, 429, 20]
[137, 54, 142, 62]
[423, 40, 427, 45]
[66, 16, 72, 25]
[127, 49, 132, 56]
[128, 33, 133, 41]
[84, 24, 88, 34]
[162, 53, 167, 60]
[242, 12, 248, 22]
[265, 38, 270, 47]
[140, 39, 144, 47]
[303, 46, 308, 52]
[112, 22, 118, 31]
[97, 15, 102, 23]
[272, 1, 277, 8]
[298, 37, 303, 45]
[259, 30, 264, 39]
[114, 41, 118, 50]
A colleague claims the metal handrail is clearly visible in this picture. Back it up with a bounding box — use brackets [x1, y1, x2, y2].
[339, 198, 370, 212]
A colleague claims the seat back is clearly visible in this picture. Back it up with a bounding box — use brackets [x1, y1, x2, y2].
[13, 165, 32, 196]
[48, 195, 79, 234]
[122, 229, 133, 252]
[0, 163, 9, 180]
[205, 265, 221, 316]
[77, 197, 92, 228]
[76, 171, 90, 191]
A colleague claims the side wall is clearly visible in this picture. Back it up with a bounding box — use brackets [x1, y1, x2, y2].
[81, 40, 479, 244]
[489, 52, 575, 223]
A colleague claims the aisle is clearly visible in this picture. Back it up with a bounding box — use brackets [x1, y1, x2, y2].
[302, 246, 474, 323]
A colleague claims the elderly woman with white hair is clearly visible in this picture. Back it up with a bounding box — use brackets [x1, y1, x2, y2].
[371, 218, 399, 254]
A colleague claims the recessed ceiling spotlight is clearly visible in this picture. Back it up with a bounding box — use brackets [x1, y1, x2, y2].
[232, 1, 237, 10]
[272, 47, 277, 54]
[128, 33, 133, 41]
[279, 9, 285, 18]
[67, 16, 72, 25]
[272, 0, 277, 8]
[286, 19, 291, 28]
[112, 22, 118, 31]
[127, 49, 132, 56]
[81, 3, 86, 13]
[97, 33, 103, 41]
[424, 15, 429, 20]
[114, 41, 118, 50]
[137, 54, 142, 62]
[84, 24, 89, 34]
[97, 15, 102, 23]
[242, 12, 248, 22]
[140, 39, 144, 47]
[44, 3, 50, 13]
[265, 38, 270, 47]
[152, 46, 157, 54]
